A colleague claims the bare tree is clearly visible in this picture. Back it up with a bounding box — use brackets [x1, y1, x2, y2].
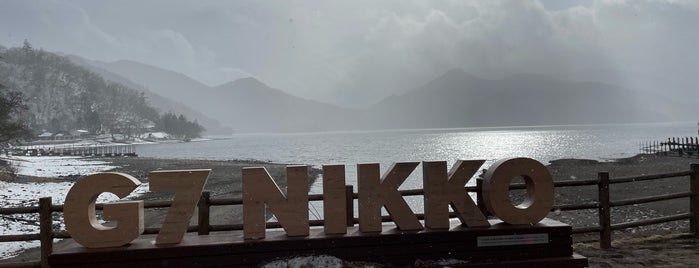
[0, 84, 32, 145]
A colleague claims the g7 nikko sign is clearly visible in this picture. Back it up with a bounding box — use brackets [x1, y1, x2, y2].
[62, 158, 554, 248]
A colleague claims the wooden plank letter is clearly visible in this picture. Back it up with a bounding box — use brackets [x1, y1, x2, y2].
[423, 160, 489, 229]
[63, 173, 144, 248]
[149, 169, 210, 244]
[482, 158, 554, 225]
[243, 166, 309, 239]
[322, 165, 347, 234]
[358, 162, 423, 232]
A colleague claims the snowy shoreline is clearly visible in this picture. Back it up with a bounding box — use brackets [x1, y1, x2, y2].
[0, 148, 152, 259]
[0, 136, 222, 260]
[4, 155, 117, 178]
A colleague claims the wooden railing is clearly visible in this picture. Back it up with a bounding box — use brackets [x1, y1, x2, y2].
[641, 137, 699, 157]
[11, 144, 136, 157]
[1, 163, 698, 267]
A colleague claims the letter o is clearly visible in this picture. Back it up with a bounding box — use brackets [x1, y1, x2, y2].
[482, 158, 554, 225]
[63, 173, 144, 248]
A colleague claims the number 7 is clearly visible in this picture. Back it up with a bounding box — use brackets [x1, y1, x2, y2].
[149, 169, 210, 244]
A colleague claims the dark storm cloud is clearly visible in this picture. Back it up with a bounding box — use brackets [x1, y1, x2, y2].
[1, 0, 697, 107]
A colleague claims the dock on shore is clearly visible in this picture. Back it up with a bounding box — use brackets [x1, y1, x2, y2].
[9, 144, 137, 157]
[641, 137, 699, 157]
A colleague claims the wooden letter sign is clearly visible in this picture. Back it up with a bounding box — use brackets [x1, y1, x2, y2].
[243, 165, 309, 239]
[423, 160, 489, 229]
[61, 157, 558, 249]
[63, 173, 144, 248]
[149, 169, 210, 244]
[358, 162, 423, 232]
[482, 158, 554, 224]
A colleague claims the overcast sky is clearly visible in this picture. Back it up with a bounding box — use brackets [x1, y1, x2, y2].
[1, 0, 697, 108]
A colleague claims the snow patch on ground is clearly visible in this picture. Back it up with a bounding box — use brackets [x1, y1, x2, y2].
[261, 255, 345, 268]
[4, 156, 116, 178]
[0, 156, 149, 260]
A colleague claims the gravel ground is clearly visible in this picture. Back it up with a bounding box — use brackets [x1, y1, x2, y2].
[544, 154, 699, 267]
[545, 154, 699, 234]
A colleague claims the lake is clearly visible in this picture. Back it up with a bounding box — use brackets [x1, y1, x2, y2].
[137, 122, 696, 195]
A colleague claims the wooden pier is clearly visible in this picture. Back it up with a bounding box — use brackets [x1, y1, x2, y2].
[11, 144, 137, 157]
[641, 137, 699, 157]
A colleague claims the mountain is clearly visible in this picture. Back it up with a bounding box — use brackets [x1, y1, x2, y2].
[203, 78, 356, 132]
[0, 44, 160, 136]
[67, 56, 232, 135]
[86, 60, 209, 102]
[86, 59, 693, 133]
[363, 68, 689, 129]
[89, 60, 357, 133]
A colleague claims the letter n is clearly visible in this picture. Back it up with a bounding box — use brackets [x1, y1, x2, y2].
[243, 165, 309, 239]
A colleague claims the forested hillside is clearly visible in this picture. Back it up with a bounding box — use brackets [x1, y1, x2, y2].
[0, 41, 203, 140]
[68, 55, 233, 135]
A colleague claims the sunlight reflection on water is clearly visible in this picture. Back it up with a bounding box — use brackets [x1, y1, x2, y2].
[137, 122, 696, 216]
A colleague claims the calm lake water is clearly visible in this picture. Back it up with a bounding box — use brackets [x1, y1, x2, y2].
[137, 122, 696, 198]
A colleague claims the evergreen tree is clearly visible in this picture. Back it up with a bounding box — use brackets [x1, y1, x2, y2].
[157, 112, 204, 140]
[0, 41, 168, 139]
[0, 83, 32, 145]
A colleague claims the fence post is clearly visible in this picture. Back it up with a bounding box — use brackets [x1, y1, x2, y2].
[345, 185, 354, 227]
[690, 164, 699, 235]
[39, 197, 53, 268]
[598, 172, 611, 249]
[198, 191, 211, 235]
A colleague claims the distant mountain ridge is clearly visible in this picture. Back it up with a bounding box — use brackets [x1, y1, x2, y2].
[83, 60, 694, 133]
[89, 59, 209, 102]
[363, 68, 684, 129]
[68, 56, 233, 134]
[87, 60, 357, 133]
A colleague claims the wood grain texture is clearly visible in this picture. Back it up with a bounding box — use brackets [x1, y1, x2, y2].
[63, 173, 144, 248]
[243, 166, 309, 239]
[690, 164, 699, 235]
[50, 219, 583, 268]
[149, 169, 210, 244]
[482, 158, 554, 225]
[423, 160, 489, 229]
[322, 165, 347, 234]
[358, 162, 422, 232]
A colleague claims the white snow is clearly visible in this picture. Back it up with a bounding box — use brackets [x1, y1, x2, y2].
[4, 156, 116, 178]
[0, 156, 150, 260]
[144, 132, 169, 139]
[261, 255, 344, 268]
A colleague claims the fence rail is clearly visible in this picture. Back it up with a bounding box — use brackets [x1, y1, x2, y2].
[641, 137, 699, 157]
[9, 144, 136, 157]
[1, 164, 698, 268]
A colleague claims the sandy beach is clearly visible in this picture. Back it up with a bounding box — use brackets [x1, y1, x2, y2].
[3, 154, 699, 266]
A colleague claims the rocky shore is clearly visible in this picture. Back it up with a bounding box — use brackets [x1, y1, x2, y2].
[546, 154, 699, 233]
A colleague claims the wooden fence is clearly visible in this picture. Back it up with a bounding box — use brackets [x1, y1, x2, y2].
[1, 164, 698, 268]
[641, 137, 699, 157]
[9, 144, 136, 157]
